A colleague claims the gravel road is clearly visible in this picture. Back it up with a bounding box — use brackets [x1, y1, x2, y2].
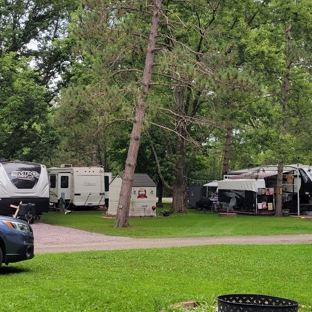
[32, 221, 312, 254]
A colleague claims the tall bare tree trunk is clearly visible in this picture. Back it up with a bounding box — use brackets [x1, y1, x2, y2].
[172, 133, 187, 213]
[171, 85, 189, 213]
[275, 24, 292, 217]
[92, 144, 101, 166]
[275, 162, 283, 216]
[115, 0, 162, 228]
[156, 177, 163, 207]
[222, 126, 233, 177]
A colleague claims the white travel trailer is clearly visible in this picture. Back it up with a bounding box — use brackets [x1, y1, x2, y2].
[0, 159, 50, 220]
[48, 165, 112, 209]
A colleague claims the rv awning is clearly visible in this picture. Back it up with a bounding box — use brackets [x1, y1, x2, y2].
[203, 180, 218, 187]
[227, 171, 279, 179]
[218, 179, 266, 192]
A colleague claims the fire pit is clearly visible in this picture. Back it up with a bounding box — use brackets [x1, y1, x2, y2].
[218, 294, 298, 312]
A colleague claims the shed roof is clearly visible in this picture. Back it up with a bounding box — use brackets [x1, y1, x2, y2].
[114, 173, 156, 187]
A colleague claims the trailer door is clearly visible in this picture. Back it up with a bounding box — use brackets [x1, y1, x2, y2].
[49, 174, 58, 204]
[58, 174, 71, 202]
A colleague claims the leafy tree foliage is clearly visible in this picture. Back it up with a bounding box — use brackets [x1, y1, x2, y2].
[55, 0, 312, 219]
[0, 0, 79, 93]
[0, 53, 52, 160]
[0, 0, 79, 161]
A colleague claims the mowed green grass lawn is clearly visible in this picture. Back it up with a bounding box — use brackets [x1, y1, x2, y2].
[40, 207, 312, 238]
[1, 207, 312, 311]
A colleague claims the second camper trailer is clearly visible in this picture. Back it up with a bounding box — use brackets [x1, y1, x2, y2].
[48, 165, 112, 209]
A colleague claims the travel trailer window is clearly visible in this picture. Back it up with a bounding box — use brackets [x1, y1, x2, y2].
[50, 175, 56, 188]
[61, 176, 69, 188]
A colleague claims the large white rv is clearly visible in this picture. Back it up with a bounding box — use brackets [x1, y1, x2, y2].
[48, 165, 112, 209]
[0, 159, 50, 218]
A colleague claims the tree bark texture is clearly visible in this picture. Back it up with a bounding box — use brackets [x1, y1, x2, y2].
[222, 126, 233, 176]
[172, 133, 187, 213]
[171, 86, 188, 213]
[274, 24, 292, 217]
[115, 0, 162, 227]
[92, 144, 101, 166]
[275, 162, 283, 216]
[156, 177, 164, 207]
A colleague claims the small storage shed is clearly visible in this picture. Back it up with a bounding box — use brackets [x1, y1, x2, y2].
[107, 173, 157, 217]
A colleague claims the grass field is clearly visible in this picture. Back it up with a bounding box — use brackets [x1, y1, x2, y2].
[40, 206, 312, 238]
[1, 207, 312, 311]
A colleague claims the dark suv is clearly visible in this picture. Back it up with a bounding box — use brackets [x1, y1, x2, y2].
[0, 215, 34, 268]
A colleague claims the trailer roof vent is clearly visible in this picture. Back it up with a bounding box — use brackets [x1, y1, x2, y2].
[60, 164, 72, 168]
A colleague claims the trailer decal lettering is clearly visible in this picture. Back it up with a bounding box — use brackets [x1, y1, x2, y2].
[11, 170, 40, 179]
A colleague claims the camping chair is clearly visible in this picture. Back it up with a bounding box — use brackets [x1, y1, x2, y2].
[10, 201, 22, 218]
[227, 197, 237, 213]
